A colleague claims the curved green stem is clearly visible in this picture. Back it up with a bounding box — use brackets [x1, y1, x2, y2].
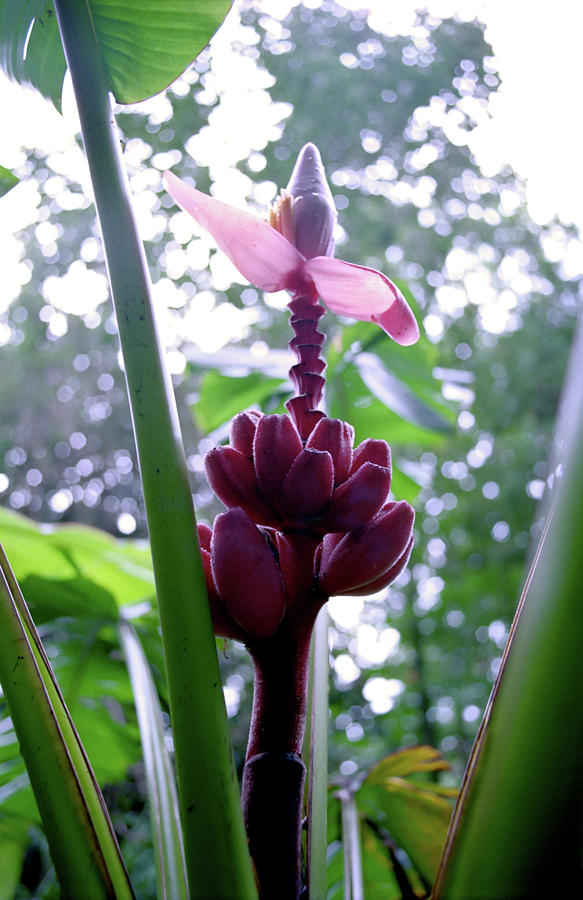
[0, 544, 134, 900]
[52, 3, 257, 897]
[119, 621, 187, 900]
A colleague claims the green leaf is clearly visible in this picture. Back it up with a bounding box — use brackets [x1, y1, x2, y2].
[326, 360, 443, 503]
[0, 164, 18, 197]
[194, 369, 285, 433]
[360, 822, 406, 900]
[85, 0, 233, 104]
[0, 1, 66, 108]
[358, 747, 456, 887]
[366, 745, 451, 780]
[0, 0, 232, 108]
[326, 321, 452, 458]
[0, 508, 154, 622]
[0, 510, 154, 810]
[0, 819, 28, 900]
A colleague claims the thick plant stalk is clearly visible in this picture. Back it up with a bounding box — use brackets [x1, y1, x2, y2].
[242, 612, 315, 900]
[52, 3, 257, 898]
[432, 315, 583, 898]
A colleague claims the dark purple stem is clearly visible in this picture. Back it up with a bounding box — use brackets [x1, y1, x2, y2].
[242, 600, 322, 898]
[285, 289, 327, 440]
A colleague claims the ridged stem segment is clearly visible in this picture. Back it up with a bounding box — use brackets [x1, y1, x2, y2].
[286, 291, 327, 440]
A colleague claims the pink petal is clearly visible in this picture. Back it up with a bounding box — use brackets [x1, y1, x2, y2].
[303, 257, 419, 345]
[164, 171, 304, 292]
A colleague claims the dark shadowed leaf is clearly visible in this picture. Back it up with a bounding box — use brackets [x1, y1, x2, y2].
[0, 165, 18, 197]
[355, 352, 452, 433]
[0, 1, 66, 108]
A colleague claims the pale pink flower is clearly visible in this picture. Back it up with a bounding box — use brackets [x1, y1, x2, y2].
[164, 143, 419, 346]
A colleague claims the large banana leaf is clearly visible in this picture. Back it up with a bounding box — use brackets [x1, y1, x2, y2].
[433, 317, 583, 898]
[0, 0, 232, 108]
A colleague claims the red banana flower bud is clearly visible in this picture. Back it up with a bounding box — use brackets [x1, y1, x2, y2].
[284, 142, 337, 260]
[211, 508, 286, 640]
[205, 446, 277, 526]
[316, 500, 415, 596]
[197, 523, 244, 640]
[305, 417, 354, 485]
[205, 411, 393, 536]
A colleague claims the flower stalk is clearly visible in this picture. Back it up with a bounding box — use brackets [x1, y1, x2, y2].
[167, 142, 418, 897]
[242, 614, 316, 900]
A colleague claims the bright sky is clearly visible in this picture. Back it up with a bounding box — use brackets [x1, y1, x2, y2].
[1, 0, 582, 339]
[255, 0, 583, 231]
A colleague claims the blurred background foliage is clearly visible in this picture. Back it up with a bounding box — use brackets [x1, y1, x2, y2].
[0, 0, 580, 895]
